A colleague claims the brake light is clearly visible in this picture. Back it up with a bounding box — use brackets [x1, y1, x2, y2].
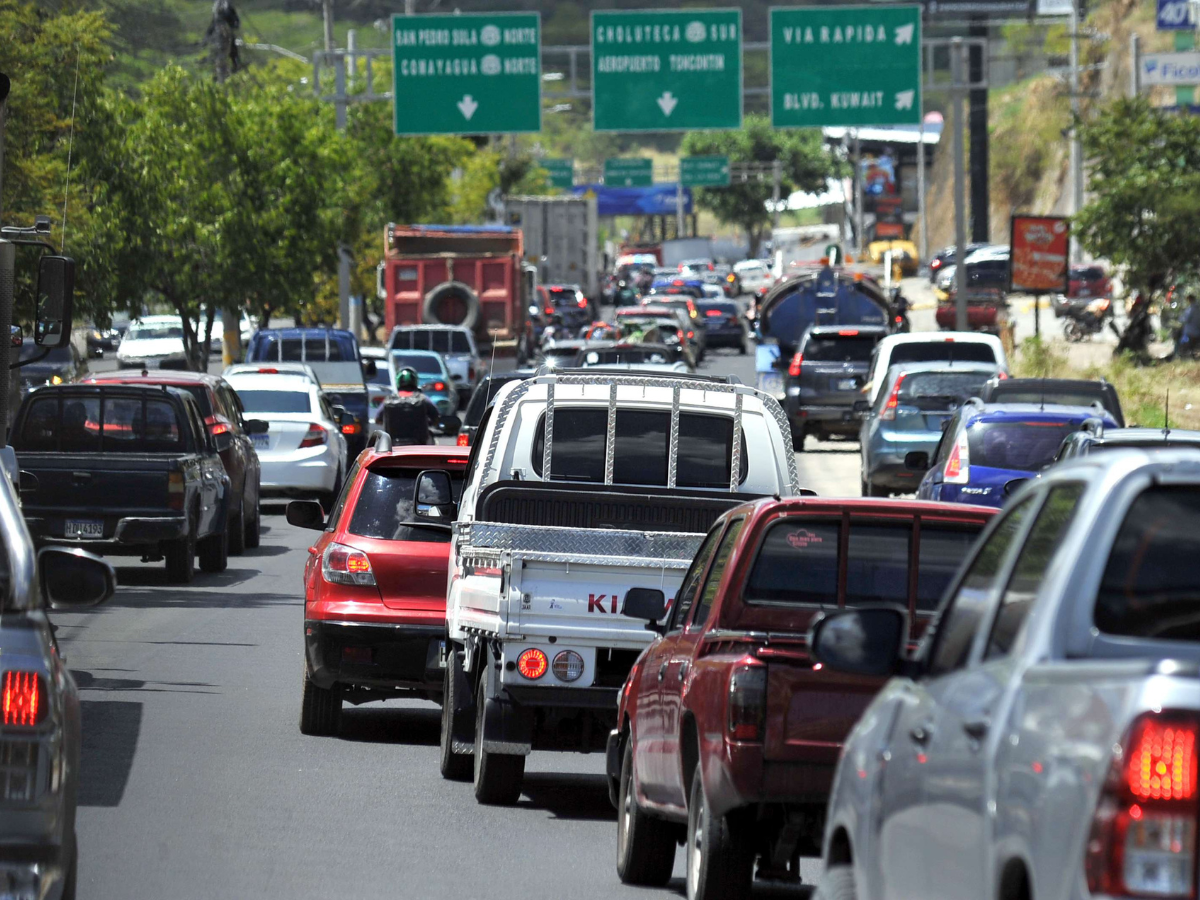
[209, 420, 231, 436]
[1085, 714, 1198, 898]
[544, 306, 555, 315]
[299, 423, 328, 449]
[2, 671, 43, 727]
[577, 297, 588, 308]
[880, 372, 908, 421]
[517, 649, 548, 680]
[706, 309, 723, 317]
[168, 469, 185, 511]
[341, 423, 361, 436]
[788, 353, 804, 377]
[838, 329, 860, 336]
[431, 381, 446, 392]
[673, 279, 685, 286]
[944, 431, 970, 484]
[322, 542, 376, 586]
[728, 664, 766, 742]
[256, 367, 279, 374]
[457, 433, 470, 447]
[931, 259, 943, 270]
[687, 330, 695, 340]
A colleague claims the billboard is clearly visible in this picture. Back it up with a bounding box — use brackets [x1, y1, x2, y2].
[1010, 214, 1069, 294]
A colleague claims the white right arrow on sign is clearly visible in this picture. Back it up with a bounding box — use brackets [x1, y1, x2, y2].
[894, 90, 915, 111]
[894, 23, 914, 45]
[457, 95, 479, 120]
[657, 91, 679, 117]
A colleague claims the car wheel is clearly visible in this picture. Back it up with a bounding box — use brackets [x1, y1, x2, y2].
[198, 525, 228, 573]
[244, 501, 261, 550]
[813, 864, 858, 900]
[473, 676, 524, 805]
[228, 498, 246, 556]
[439, 647, 473, 781]
[791, 425, 806, 452]
[616, 740, 676, 886]
[299, 659, 342, 736]
[685, 763, 754, 900]
[164, 528, 195, 584]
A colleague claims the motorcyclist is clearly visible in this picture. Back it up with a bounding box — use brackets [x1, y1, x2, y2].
[376, 366, 440, 445]
[890, 288, 911, 333]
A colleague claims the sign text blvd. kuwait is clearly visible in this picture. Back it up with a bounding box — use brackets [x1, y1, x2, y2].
[392, 13, 541, 136]
[771, 5, 922, 128]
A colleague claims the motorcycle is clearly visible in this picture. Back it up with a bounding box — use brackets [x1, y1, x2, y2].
[889, 288, 911, 333]
[1062, 297, 1112, 342]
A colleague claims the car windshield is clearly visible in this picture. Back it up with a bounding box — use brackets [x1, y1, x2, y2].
[898, 371, 991, 404]
[348, 467, 465, 544]
[391, 353, 442, 375]
[128, 323, 183, 340]
[581, 349, 671, 365]
[968, 420, 1078, 471]
[18, 343, 72, 363]
[233, 389, 312, 414]
[804, 336, 878, 362]
[390, 330, 472, 354]
[464, 375, 526, 427]
[1096, 485, 1200, 642]
[889, 343, 998, 366]
[699, 303, 738, 317]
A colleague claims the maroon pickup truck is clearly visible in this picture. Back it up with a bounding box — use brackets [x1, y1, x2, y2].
[935, 288, 1009, 335]
[607, 496, 995, 900]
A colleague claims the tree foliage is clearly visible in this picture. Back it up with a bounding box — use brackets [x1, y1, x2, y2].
[1075, 97, 1200, 296]
[681, 114, 841, 255]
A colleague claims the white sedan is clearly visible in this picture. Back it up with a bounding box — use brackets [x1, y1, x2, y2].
[116, 316, 190, 369]
[225, 372, 349, 506]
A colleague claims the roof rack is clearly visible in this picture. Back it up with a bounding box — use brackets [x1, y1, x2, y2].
[1081, 417, 1106, 438]
[534, 366, 739, 385]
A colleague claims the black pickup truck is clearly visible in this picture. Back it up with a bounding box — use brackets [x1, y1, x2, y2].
[12, 384, 231, 583]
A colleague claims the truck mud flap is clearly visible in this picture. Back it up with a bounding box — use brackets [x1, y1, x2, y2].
[482, 663, 533, 755]
[448, 648, 476, 755]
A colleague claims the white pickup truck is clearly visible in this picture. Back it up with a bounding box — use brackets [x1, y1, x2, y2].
[428, 371, 800, 804]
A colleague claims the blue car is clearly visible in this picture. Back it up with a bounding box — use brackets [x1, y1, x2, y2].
[915, 401, 1119, 507]
[387, 349, 458, 415]
[859, 361, 1000, 496]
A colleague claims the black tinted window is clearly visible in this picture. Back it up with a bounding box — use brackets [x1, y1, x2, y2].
[176, 385, 215, 418]
[745, 520, 839, 605]
[465, 376, 524, 427]
[1096, 486, 1200, 642]
[235, 390, 312, 414]
[17, 397, 59, 451]
[803, 336, 878, 362]
[668, 527, 723, 631]
[689, 519, 746, 630]
[348, 467, 465, 543]
[917, 525, 983, 612]
[60, 396, 101, 453]
[845, 524, 910, 606]
[900, 372, 991, 405]
[928, 500, 1031, 675]
[989, 388, 1104, 410]
[890, 344, 998, 366]
[391, 330, 471, 353]
[968, 421, 1077, 471]
[391, 354, 442, 375]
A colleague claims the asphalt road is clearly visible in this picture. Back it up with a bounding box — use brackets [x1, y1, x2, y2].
[56, 340, 843, 900]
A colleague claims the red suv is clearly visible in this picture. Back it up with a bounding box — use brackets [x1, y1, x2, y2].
[287, 439, 469, 735]
[86, 370, 266, 553]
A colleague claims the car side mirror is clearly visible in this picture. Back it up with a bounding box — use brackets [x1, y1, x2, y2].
[34, 256, 75, 348]
[38, 547, 114, 609]
[622, 587, 666, 627]
[362, 359, 378, 378]
[286, 500, 325, 531]
[438, 414, 462, 436]
[213, 430, 233, 453]
[413, 469, 457, 520]
[905, 451, 930, 471]
[245, 419, 269, 435]
[331, 405, 346, 425]
[808, 606, 908, 677]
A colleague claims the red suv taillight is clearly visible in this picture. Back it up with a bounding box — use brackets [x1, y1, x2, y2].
[3, 671, 45, 727]
[728, 664, 767, 742]
[322, 542, 376, 587]
[879, 372, 908, 421]
[299, 423, 328, 449]
[456, 433, 470, 447]
[788, 353, 804, 378]
[1085, 713, 1198, 898]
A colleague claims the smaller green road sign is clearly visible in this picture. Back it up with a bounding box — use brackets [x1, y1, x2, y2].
[604, 158, 654, 187]
[392, 12, 541, 136]
[771, 5, 921, 128]
[539, 159, 575, 189]
[680, 156, 731, 187]
[592, 9, 743, 133]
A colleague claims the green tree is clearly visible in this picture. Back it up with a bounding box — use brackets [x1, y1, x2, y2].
[1075, 97, 1200, 296]
[680, 114, 841, 256]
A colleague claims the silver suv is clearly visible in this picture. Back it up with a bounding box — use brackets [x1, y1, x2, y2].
[387, 325, 484, 405]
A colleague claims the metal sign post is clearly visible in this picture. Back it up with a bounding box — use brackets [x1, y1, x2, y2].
[952, 39, 969, 331]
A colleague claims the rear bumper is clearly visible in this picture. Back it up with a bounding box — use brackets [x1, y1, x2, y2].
[259, 451, 339, 493]
[704, 328, 745, 347]
[304, 619, 445, 693]
[25, 514, 189, 549]
[786, 396, 863, 434]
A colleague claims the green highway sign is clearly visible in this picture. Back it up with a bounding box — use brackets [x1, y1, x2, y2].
[680, 156, 731, 187]
[591, 9, 743, 133]
[604, 158, 654, 187]
[770, 5, 921, 128]
[392, 12, 541, 136]
[539, 158, 575, 189]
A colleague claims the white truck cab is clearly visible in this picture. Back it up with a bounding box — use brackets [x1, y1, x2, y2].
[434, 371, 799, 804]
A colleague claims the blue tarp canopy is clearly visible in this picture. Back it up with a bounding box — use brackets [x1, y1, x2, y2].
[571, 184, 693, 217]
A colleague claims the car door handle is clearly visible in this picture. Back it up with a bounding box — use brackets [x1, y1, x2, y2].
[909, 723, 933, 745]
[962, 717, 990, 741]
[677, 660, 690, 681]
[658, 660, 669, 683]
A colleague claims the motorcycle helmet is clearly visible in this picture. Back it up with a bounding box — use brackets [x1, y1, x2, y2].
[395, 367, 420, 392]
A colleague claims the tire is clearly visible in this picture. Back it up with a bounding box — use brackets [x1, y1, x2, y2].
[60, 836, 78, 900]
[299, 659, 342, 736]
[164, 528, 195, 584]
[228, 498, 246, 556]
[244, 501, 261, 550]
[424, 281, 480, 330]
[616, 740, 676, 886]
[473, 677, 525, 805]
[813, 864, 858, 900]
[685, 763, 754, 900]
[791, 425, 806, 452]
[439, 647, 474, 781]
[198, 525, 228, 573]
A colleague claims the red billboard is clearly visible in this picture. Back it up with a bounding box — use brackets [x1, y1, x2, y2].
[1010, 214, 1069, 294]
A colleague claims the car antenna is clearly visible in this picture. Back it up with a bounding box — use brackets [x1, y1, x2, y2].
[1040, 377, 1046, 412]
[1164, 388, 1171, 440]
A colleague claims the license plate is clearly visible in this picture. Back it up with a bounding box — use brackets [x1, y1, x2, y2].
[65, 519, 103, 538]
[251, 433, 269, 450]
[838, 378, 857, 391]
[758, 372, 784, 397]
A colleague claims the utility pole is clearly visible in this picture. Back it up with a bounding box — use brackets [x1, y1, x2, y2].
[853, 132, 864, 256]
[322, 0, 334, 53]
[951, 39, 969, 332]
[968, 20, 989, 243]
[1130, 32, 1140, 98]
[771, 159, 782, 231]
[1069, 0, 1084, 263]
[917, 114, 927, 265]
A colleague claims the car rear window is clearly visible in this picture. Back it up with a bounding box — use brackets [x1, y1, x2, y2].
[968, 420, 1077, 471]
[251, 333, 356, 362]
[988, 388, 1104, 411]
[390, 330, 472, 354]
[391, 353, 442, 375]
[581, 348, 672, 365]
[234, 389, 312, 414]
[898, 371, 991, 406]
[889, 343, 998, 366]
[1095, 486, 1200, 642]
[803, 336, 878, 362]
[744, 520, 840, 605]
[699, 302, 738, 317]
[348, 466, 465, 544]
[16, 394, 185, 453]
[531, 408, 743, 488]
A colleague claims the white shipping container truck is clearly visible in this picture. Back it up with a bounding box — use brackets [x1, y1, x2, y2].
[507, 195, 599, 300]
